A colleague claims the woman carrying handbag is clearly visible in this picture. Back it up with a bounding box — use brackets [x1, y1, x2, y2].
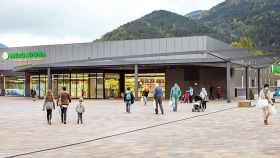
[43, 90, 56, 125]
[257, 84, 274, 125]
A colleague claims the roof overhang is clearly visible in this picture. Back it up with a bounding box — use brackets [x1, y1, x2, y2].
[13, 48, 280, 71]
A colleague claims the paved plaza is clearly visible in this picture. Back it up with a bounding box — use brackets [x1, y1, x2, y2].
[0, 97, 280, 158]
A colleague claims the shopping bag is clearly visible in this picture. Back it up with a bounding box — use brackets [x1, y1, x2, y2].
[271, 106, 277, 115]
[141, 97, 144, 102]
[169, 100, 173, 107]
[153, 100, 157, 113]
[256, 99, 269, 108]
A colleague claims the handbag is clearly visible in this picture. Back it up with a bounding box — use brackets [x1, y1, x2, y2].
[141, 97, 144, 102]
[169, 100, 173, 107]
[256, 99, 269, 108]
[45, 102, 54, 110]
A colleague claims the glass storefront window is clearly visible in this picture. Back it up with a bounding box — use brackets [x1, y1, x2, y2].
[57, 74, 64, 94]
[125, 73, 165, 97]
[31, 75, 40, 97]
[37, 72, 115, 99]
[76, 73, 84, 98]
[31, 75, 47, 98]
[5, 76, 25, 96]
[105, 73, 120, 98]
[89, 73, 97, 99]
[63, 74, 70, 95]
[52, 74, 58, 97]
[97, 73, 104, 99]
[83, 73, 89, 98]
[39, 75, 47, 98]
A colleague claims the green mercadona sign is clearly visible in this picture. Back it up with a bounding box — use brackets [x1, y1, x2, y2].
[2, 50, 47, 61]
[271, 64, 280, 74]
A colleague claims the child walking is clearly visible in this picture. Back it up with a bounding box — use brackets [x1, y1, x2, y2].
[76, 98, 85, 124]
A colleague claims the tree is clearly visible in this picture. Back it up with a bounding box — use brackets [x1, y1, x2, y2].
[231, 37, 254, 48]
[231, 37, 264, 56]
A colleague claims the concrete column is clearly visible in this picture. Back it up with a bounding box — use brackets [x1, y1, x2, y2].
[134, 64, 139, 100]
[245, 66, 249, 100]
[24, 72, 31, 97]
[0, 74, 4, 95]
[257, 68, 261, 96]
[226, 62, 231, 103]
[119, 72, 125, 97]
[47, 67, 52, 90]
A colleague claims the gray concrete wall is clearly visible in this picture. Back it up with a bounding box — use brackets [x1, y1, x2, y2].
[199, 67, 227, 99]
[165, 69, 184, 97]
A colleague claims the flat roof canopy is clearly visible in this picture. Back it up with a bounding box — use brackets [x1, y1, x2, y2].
[14, 48, 280, 71]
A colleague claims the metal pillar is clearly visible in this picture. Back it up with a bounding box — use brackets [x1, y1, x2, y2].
[245, 66, 249, 100]
[257, 68, 261, 96]
[226, 62, 231, 103]
[47, 67, 52, 90]
[134, 64, 139, 100]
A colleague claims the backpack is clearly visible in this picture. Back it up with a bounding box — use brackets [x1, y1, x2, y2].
[126, 92, 132, 101]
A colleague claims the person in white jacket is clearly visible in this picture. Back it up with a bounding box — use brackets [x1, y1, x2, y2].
[259, 84, 273, 125]
[76, 98, 85, 124]
[199, 88, 208, 111]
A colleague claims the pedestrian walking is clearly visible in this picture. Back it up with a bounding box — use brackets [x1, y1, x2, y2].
[189, 86, 194, 103]
[76, 98, 85, 124]
[170, 83, 181, 112]
[124, 87, 134, 113]
[57, 87, 71, 124]
[257, 84, 274, 125]
[42, 90, 55, 125]
[199, 88, 208, 111]
[31, 89, 37, 101]
[142, 87, 149, 105]
[153, 83, 164, 115]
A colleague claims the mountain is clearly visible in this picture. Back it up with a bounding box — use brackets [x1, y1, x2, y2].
[185, 10, 206, 20]
[188, 0, 280, 49]
[0, 43, 7, 48]
[99, 10, 219, 41]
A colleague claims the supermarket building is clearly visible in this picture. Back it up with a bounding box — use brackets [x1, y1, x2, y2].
[0, 36, 275, 101]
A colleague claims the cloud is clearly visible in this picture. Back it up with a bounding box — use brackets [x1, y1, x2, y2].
[0, 0, 224, 47]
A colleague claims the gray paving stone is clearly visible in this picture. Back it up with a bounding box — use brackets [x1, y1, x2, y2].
[0, 97, 280, 158]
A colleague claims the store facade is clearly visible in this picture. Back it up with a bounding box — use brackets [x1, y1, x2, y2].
[0, 36, 273, 100]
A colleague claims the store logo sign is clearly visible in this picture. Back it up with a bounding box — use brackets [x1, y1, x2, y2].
[2, 52, 8, 60]
[272, 64, 280, 74]
[2, 50, 47, 61]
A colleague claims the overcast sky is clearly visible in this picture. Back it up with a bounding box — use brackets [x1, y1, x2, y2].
[0, 0, 224, 47]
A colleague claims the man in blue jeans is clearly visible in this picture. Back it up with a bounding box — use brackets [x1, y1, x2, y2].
[57, 87, 71, 124]
[153, 83, 164, 115]
[170, 83, 182, 112]
[124, 87, 134, 113]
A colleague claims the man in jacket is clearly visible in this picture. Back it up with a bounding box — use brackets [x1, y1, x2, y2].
[170, 83, 182, 112]
[57, 87, 71, 124]
[124, 87, 134, 113]
[153, 83, 164, 115]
